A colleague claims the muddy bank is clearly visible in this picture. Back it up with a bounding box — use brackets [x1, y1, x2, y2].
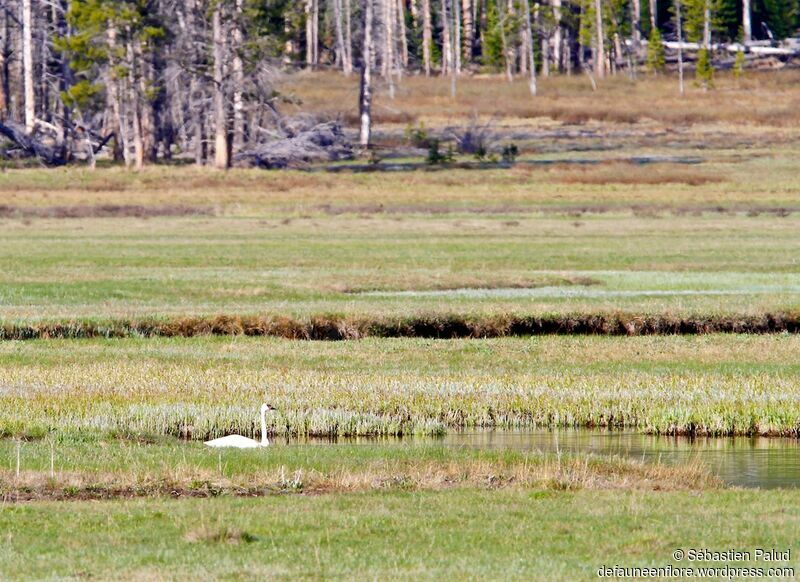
[313, 202, 800, 217]
[0, 204, 215, 219]
[2, 312, 799, 340]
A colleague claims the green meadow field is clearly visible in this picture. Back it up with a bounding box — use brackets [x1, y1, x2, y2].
[2, 72, 800, 579]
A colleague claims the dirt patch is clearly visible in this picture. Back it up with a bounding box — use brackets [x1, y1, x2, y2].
[0, 204, 215, 219]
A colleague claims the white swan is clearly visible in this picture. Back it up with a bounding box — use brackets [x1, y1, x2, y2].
[204, 404, 274, 448]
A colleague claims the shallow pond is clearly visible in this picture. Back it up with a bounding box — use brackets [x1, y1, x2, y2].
[439, 430, 800, 489]
[289, 429, 800, 489]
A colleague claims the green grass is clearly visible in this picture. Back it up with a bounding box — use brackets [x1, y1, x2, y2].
[2, 335, 800, 438]
[1, 137, 800, 322]
[0, 215, 799, 320]
[1, 489, 797, 579]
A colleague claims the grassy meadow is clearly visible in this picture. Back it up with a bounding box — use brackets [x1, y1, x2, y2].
[5, 489, 798, 580]
[2, 72, 800, 578]
[2, 335, 800, 438]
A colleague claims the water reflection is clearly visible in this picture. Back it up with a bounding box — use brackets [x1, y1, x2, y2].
[439, 429, 800, 489]
[279, 429, 800, 489]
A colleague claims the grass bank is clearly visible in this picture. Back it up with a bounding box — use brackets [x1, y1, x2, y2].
[3, 311, 800, 340]
[0, 441, 717, 501]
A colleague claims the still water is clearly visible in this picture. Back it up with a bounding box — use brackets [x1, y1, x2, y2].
[435, 429, 800, 489]
[291, 429, 799, 489]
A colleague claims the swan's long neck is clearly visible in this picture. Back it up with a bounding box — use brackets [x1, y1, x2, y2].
[260, 406, 269, 446]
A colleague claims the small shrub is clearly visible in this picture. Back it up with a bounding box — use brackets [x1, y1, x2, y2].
[404, 122, 431, 148]
[449, 115, 495, 155]
[733, 50, 745, 81]
[426, 140, 455, 165]
[501, 144, 519, 164]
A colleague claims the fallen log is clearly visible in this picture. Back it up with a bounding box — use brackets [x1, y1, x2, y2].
[235, 121, 354, 169]
[0, 121, 67, 166]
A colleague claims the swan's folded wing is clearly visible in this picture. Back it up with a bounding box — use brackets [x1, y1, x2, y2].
[203, 435, 262, 448]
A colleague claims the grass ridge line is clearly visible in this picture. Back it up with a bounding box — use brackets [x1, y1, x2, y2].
[2, 312, 800, 340]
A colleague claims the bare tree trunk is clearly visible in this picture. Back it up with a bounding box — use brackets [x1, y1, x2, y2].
[138, 45, 157, 162]
[284, 14, 295, 64]
[184, 0, 206, 165]
[675, 0, 684, 95]
[359, 0, 374, 146]
[742, 0, 751, 43]
[334, 0, 352, 73]
[520, 12, 528, 76]
[83, 131, 96, 170]
[703, 0, 710, 48]
[0, 8, 9, 120]
[523, 0, 537, 94]
[383, 0, 396, 98]
[594, 0, 605, 78]
[213, 5, 229, 169]
[649, 0, 656, 30]
[22, 0, 35, 132]
[631, 0, 641, 50]
[397, 0, 409, 68]
[191, 77, 206, 165]
[498, 0, 513, 82]
[305, 0, 316, 68]
[233, 0, 245, 154]
[106, 25, 127, 163]
[334, 0, 345, 71]
[313, 0, 320, 64]
[462, 0, 473, 64]
[453, 0, 461, 74]
[553, 0, 563, 72]
[126, 37, 144, 170]
[613, 32, 623, 73]
[538, 6, 550, 78]
[422, 0, 432, 75]
[345, 0, 353, 72]
[441, 0, 452, 75]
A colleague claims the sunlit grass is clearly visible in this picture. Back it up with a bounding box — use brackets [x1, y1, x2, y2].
[2, 336, 800, 438]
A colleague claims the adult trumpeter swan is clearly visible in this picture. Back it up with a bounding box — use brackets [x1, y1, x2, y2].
[204, 404, 274, 448]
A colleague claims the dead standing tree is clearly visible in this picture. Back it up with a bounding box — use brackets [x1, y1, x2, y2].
[359, 0, 374, 147]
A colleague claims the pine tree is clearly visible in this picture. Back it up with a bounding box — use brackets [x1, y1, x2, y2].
[482, 1, 504, 70]
[646, 27, 665, 73]
[761, 0, 798, 40]
[695, 47, 714, 89]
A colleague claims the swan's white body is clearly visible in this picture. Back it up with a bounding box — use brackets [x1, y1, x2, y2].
[204, 404, 273, 448]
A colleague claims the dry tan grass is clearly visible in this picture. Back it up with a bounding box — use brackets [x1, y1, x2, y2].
[542, 162, 722, 186]
[0, 455, 720, 502]
[282, 69, 800, 127]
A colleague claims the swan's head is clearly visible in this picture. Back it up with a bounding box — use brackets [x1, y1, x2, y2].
[261, 403, 275, 413]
